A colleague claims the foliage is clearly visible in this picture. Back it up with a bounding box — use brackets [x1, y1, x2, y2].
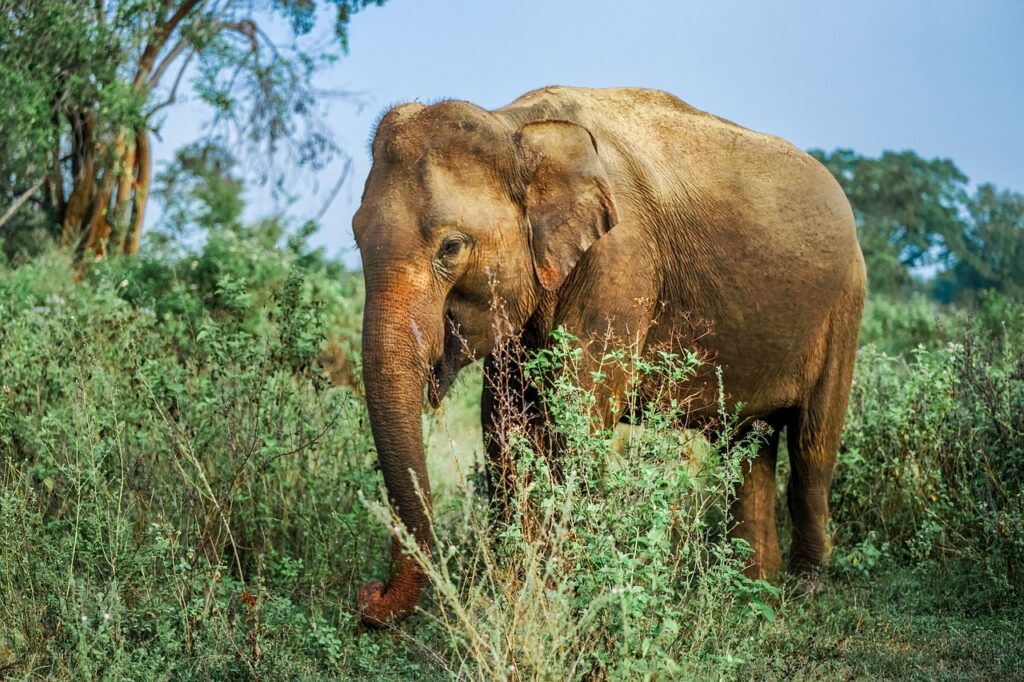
[936, 183, 1024, 302]
[3, 215, 1024, 677]
[857, 293, 942, 355]
[372, 331, 781, 680]
[0, 220, 406, 678]
[834, 308, 1024, 585]
[154, 142, 247, 237]
[859, 288, 1024, 355]
[0, 0, 385, 265]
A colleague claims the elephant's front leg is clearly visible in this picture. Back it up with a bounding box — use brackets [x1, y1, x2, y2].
[480, 347, 547, 510]
[551, 228, 660, 431]
[480, 313, 654, 506]
[481, 332, 640, 510]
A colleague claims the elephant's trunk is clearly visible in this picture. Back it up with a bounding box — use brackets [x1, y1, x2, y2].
[356, 272, 442, 627]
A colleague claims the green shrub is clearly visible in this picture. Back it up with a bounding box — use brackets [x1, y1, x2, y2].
[372, 330, 783, 680]
[858, 294, 942, 354]
[835, 316, 1024, 589]
[2, 226, 1023, 678]
[860, 290, 1024, 355]
[0, 235, 427, 679]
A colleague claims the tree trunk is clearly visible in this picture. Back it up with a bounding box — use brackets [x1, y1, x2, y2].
[82, 170, 115, 262]
[81, 131, 129, 263]
[61, 112, 96, 248]
[124, 127, 151, 256]
[111, 138, 137, 249]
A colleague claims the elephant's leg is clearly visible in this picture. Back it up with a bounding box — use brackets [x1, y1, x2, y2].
[729, 423, 783, 579]
[480, 349, 545, 507]
[785, 412, 837, 574]
[786, 304, 860, 574]
[480, 353, 515, 503]
[551, 226, 660, 430]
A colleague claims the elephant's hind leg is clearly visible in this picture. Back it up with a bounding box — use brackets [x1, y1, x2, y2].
[729, 418, 784, 580]
[786, 298, 861, 574]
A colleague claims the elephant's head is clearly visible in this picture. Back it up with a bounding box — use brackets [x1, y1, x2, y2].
[353, 100, 618, 625]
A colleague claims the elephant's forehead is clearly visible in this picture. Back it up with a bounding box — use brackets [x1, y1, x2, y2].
[383, 105, 509, 165]
[421, 161, 510, 227]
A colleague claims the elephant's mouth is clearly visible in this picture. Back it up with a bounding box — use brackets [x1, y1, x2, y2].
[427, 313, 468, 409]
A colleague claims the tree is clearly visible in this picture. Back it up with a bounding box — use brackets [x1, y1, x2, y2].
[0, 0, 383, 266]
[154, 142, 247, 237]
[935, 184, 1024, 302]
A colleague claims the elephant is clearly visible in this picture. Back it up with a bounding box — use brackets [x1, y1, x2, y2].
[352, 86, 866, 626]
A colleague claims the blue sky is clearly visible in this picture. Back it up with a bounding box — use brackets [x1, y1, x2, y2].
[154, 1, 1024, 268]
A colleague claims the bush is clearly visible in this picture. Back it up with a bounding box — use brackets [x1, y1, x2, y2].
[834, 311, 1024, 588]
[372, 330, 783, 680]
[0, 233, 426, 678]
[2, 223, 1023, 678]
[860, 290, 1024, 355]
[858, 294, 942, 354]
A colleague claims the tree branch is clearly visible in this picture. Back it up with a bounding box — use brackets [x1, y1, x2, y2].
[52, 142, 66, 219]
[148, 47, 197, 117]
[124, 127, 151, 255]
[219, 19, 258, 52]
[312, 157, 352, 223]
[250, 22, 281, 60]
[0, 176, 46, 230]
[149, 35, 190, 88]
[134, 0, 204, 90]
[111, 139, 137, 247]
[82, 165, 116, 263]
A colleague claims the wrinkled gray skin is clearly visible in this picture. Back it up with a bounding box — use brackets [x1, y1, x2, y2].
[353, 86, 866, 626]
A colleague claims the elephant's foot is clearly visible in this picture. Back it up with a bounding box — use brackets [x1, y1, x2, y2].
[787, 522, 832, 576]
[785, 569, 826, 597]
[786, 531, 830, 597]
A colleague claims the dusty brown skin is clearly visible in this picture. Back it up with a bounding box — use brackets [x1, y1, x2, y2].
[352, 86, 866, 626]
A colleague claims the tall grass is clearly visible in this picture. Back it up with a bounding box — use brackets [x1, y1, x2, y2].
[371, 330, 780, 680]
[834, 322, 1024, 585]
[1, 229, 1022, 679]
[0, 240, 416, 678]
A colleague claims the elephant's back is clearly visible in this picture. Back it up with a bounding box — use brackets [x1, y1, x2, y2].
[498, 85, 739, 129]
[497, 85, 765, 168]
[499, 86, 862, 274]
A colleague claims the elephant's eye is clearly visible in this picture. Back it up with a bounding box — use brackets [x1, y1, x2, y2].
[439, 237, 463, 259]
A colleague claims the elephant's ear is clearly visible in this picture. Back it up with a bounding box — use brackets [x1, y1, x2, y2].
[516, 120, 619, 291]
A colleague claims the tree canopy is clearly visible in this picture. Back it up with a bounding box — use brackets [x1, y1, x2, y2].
[0, 0, 384, 267]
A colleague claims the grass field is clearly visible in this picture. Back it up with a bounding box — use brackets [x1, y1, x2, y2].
[1, 241, 1022, 680]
